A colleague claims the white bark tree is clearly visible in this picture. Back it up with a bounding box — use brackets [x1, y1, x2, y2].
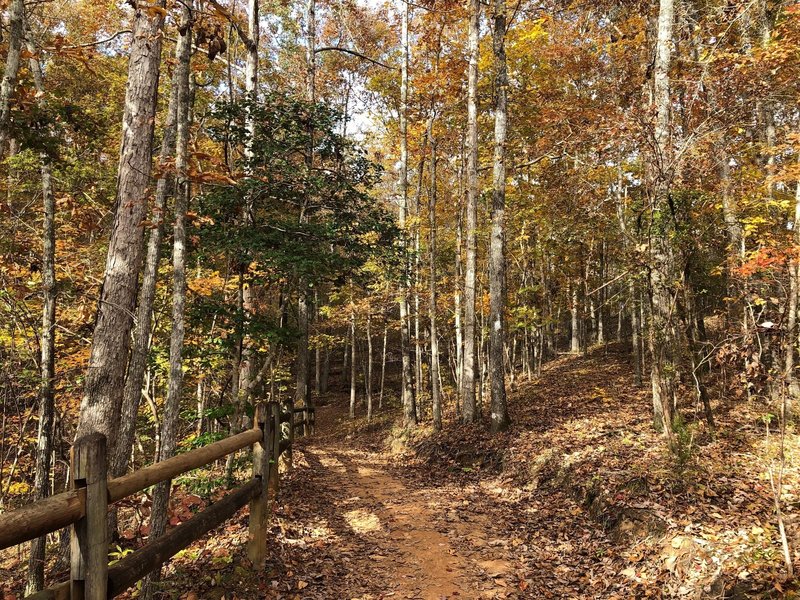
[398, 0, 417, 428]
[461, 0, 480, 423]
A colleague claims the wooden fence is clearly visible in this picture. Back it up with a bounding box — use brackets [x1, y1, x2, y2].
[0, 402, 316, 600]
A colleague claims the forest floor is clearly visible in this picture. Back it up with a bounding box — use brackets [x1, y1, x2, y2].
[154, 344, 799, 599]
[4, 345, 800, 599]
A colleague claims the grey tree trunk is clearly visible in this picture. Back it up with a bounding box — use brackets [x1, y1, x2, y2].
[350, 310, 357, 419]
[570, 284, 580, 353]
[649, 0, 678, 444]
[113, 54, 180, 481]
[631, 279, 643, 385]
[321, 347, 330, 394]
[315, 292, 321, 396]
[489, 0, 510, 433]
[616, 168, 643, 385]
[398, 1, 416, 428]
[786, 168, 800, 410]
[379, 322, 388, 409]
[366, 313, 373, 422]
[461, 0, 480, 423]
[296, 295, 311, 408]
[296, 0, 314, 413]
[587, 260, 596, 347]
[306, 0, 315, 100]
[245, 0, 260, 140]
[0, 0, 24, 146]
[597, 243, 606, 343]
[25, 41, 56, 595]
[75, 1, 166, 441]
[238, 0, 260, 413]
[414, 158, 425, 417]
[427, 121, 442, 432]
[455, 198, 464, 398]
[719, 154, 744, 262]
[142, 5, 192, 598]
[758, 0, 776, 196]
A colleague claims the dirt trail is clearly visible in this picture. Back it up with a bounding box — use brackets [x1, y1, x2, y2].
[283, 403, 518, 600]
[145, 348, 800, 599]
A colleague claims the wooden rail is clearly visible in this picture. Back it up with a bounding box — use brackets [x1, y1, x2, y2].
[0, 402, 316, 599]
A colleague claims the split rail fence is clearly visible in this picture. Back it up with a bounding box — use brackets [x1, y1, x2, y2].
[0, 402, 316, 600]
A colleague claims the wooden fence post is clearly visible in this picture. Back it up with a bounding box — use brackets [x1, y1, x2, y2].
[247, 403, 269, 565]
[286, 403, 294, 469]
[268, 402, 280, 501]
[70, 433, 108, 600]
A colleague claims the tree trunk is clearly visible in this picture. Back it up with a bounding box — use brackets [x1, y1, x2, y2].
[75, 1, 166, 441]
[786, 170, 800, 412]
[413, 153, 425, 420]
[25, 42, 56, 594]
[455, 197, 464, 398]
[350, 310, 357, 419]
[296, 295, 310, 409]
[398, 1, 416, 428]
[720, 154, 744, 261]
[597, 242, 606, 343]
[296, 0, 314, 414]
[113, 48, 180, 482]
[616, 168, 643, 385]
[758, 0, 776, 199]
[321, 347, 330, 394]
[379, 322, 388, 409]
[428, 121, 442, 432]
[366, 313, 373, 422]
[314, 292, 321, 396]
[462, 0, 480, 423]
[489, 0, 510, 433]
[0, 0, 24, 146]
[142, 6, 192, 597]
[649, 0, 678, 445]
[684, 270, 715, 430]
[570, 284, 580, 353]
[235, 0, 260, 414]
[587, 261, 597, 347]
[631, 279, 643, 386]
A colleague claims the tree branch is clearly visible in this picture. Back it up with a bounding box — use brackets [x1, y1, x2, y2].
[205, 0, 255, 51]
[315, 46, 394, 70]
[50, 29, 132, 51]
